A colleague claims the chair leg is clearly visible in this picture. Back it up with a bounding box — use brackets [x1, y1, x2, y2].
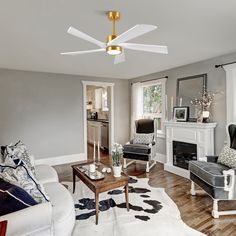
[212, 200, 219, 218]
[123, 158, 127, 169]
[190, 181, 196, 196]
[146, 162, 150, 173]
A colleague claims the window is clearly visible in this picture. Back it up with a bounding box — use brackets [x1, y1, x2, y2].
[141, 78, 166, 136]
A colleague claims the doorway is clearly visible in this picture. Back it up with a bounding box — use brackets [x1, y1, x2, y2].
[82, 81, 114, 160]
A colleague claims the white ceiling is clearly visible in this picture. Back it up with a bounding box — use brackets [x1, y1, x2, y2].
[0, 0, 236, 79]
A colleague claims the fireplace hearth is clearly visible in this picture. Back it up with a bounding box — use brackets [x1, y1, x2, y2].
[173, 141, 197, 170]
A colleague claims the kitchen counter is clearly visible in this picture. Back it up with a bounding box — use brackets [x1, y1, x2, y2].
[87, 118, 109, 123]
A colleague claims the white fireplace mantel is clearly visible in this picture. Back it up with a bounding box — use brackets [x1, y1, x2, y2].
[164, 121, 217, 178]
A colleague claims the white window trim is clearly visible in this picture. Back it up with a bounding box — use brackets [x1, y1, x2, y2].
[141, 78, 167, 138]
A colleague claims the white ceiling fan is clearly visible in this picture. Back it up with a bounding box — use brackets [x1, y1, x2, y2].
[61, 11, 168, 64]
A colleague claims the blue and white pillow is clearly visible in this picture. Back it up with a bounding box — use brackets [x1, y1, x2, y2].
[0, 178, 38, 216]
[1, 141, 35, 175]
[0, 157, 49, 203]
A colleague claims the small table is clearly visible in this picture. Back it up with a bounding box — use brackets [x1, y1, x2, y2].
[72, 161, 129, 225]
[0, 221, 7, 236]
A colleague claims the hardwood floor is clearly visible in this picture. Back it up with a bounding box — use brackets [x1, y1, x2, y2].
[54, 148, 236, 236]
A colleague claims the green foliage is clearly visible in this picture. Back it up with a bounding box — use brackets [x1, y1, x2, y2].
[143, 85, 162, 114]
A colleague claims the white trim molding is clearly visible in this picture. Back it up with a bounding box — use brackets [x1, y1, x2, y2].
[223, 64, 236, 123]
[155, 153, 166, 163]
[82, 81, 115, 156]
[35, 153, 86, 166]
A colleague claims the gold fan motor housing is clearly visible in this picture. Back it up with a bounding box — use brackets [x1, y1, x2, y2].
[107, 34, 117, 43]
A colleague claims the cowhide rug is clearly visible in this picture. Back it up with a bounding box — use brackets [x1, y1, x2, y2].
[63, 177, 205, 236]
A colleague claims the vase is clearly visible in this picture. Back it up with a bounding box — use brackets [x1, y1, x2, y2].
[112, 165, 122, 177]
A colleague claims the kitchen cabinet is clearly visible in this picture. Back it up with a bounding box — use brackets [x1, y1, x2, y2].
[87, 121, 102, 144]
[94, 88, 109, 111]
[95, 88, 102, 109]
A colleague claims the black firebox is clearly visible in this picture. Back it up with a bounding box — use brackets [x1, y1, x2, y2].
[173, 141, 197, 170]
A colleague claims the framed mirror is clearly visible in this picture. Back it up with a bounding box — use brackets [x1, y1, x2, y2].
[176, 74, 207, 121]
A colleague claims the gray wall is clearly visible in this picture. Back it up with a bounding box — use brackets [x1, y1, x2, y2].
[0, 69, 130, 159]
[131, 51, 236, 155]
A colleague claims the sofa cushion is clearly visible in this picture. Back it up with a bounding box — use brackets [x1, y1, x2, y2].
[189, 161, 230, 187]
[218, 145, 236, 169]
[0, 157, 49, 203]
[123, 144, 151, 155]
[43, 182, 75, 236]
[35, 165, 59, 184]
[0, 178, 38, 216]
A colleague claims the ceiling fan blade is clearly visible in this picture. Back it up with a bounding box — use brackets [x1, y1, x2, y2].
[60, 48, 105, 56]
[121, 43, 168, 54]
[114, 52, 126, 64]
[108, 24, 157, 46]
[67, 27, 105, 48]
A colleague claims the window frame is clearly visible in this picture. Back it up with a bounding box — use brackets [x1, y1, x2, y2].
[140, 78, 167, 138]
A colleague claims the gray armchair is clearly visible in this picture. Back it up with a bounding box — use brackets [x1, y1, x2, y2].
[189, 123, 236, 218]
[123, 119, 156, 172]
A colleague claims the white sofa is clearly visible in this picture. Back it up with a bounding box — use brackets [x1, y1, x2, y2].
[0, 164, 75, 236]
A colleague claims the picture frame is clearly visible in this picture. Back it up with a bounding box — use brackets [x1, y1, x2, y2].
[173, 106, 189, 122]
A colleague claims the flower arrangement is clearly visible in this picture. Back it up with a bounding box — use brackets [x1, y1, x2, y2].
[190, 86, 215, 122]
[111, 143, 123, 166]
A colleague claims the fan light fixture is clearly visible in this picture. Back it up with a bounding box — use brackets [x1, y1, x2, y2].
[61, 10, 168, 64]
[106, 45, 122, 55]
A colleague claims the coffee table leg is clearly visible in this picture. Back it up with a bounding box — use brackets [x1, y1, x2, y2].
[125, 184, 129, 211]
[73, 170, 76, 194]
[95, 191, 99, 225]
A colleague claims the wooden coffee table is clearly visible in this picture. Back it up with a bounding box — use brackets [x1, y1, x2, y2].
[72, 161, 129, 225]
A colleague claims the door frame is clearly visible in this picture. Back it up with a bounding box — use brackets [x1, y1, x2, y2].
[82, 80, 115, 158]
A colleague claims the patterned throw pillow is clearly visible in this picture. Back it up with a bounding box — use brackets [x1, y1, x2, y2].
[218, 145, 236, 169]
[133, 133, 154, 145]
[0, 178, 38, 216]
[0, 156, 49, 203]
[2, 141, 35, 175]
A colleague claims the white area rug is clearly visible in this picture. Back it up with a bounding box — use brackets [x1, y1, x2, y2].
[64, 177, 205, 236]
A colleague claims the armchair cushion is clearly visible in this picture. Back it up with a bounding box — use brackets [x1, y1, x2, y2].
[133, 133, 154, 145]
[218, 145, 236, 169]
[189, 161, 231, 188]
[123, 144, 151, 155]
[206, 155, 218, 163]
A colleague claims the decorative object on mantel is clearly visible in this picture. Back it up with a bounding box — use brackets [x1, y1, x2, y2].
[111, 143, 123, 177]
[191, 86, 214, 123]
[173, 106, 189, 122]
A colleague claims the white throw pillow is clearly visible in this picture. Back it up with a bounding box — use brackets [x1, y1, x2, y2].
[133, 133, 154, 145]
[218, 145, 236, 169]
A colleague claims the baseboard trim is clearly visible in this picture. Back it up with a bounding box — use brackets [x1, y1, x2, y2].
[154, 153, 166, 164]
[35, 153, 86, 166]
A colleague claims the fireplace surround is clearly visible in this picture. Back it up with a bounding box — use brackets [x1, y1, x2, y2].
[164, 121, 217, 178]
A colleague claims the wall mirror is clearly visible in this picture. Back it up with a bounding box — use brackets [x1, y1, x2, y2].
[176, 74, 207, 120]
